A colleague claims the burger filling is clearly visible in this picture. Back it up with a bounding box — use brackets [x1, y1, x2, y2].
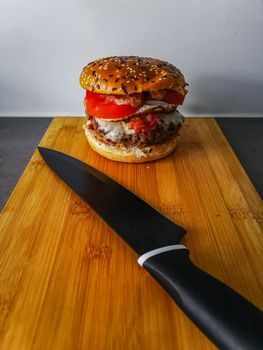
[84, 110, 184, 148]
[84, 91, 185, 149]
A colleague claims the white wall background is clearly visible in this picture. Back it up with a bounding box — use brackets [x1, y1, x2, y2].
[1, 0, 263, 117]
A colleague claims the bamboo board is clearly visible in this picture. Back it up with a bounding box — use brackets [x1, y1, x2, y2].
[0, 117, 262, 350]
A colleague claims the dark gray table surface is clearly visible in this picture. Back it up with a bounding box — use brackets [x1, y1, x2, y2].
[0, 117, 262, 211]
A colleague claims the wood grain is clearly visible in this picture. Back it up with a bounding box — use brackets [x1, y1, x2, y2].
[0, 117, 262, 350]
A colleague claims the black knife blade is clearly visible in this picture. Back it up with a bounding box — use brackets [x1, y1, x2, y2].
[38, 147, 186, 254]
[38, 147, 263, 350]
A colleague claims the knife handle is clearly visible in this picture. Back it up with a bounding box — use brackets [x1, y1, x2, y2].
[143, 249, 263, 350]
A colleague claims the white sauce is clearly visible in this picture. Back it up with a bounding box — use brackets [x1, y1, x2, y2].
[162, 111, 184, 130]
[134, 100, 171, 115]
[95, 119, 135, 142]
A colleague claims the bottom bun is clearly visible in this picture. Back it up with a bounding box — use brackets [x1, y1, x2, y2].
[83, 125, 180, 163]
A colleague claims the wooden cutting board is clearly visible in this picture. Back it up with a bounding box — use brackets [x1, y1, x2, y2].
[0, 117, 262, 350]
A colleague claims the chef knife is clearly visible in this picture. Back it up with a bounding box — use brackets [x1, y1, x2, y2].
[38, 147, 263, 350]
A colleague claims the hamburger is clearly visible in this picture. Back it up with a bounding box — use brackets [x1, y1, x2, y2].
[80, 56, 188, 162]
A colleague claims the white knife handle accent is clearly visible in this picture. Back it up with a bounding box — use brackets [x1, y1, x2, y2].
[137, 244, 188, 266]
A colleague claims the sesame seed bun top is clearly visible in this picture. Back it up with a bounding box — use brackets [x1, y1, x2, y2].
[80, 56, 188, 96]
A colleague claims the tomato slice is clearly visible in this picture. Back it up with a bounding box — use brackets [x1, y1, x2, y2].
[86, 91, 144, 119]
[128, 113, 160, 133]
[163, 90, 185, 105]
